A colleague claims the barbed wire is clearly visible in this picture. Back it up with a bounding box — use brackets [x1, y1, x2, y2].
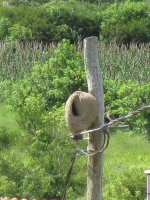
[75, 128, 110, 156]
[78, 105, 150, 136]
[71, 105, 150, 156]
[61, 105, 150, 199]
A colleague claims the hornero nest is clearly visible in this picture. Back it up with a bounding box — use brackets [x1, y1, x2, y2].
[65, 91, 99, 134]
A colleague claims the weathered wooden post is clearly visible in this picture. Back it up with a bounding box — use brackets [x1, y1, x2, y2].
[144, 170, 150, 200]
[84, 36, 104, 200]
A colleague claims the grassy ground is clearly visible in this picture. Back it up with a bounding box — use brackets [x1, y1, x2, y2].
[105, 131, 150, 167]
[76, 131, 149, 200]
[0, 104, 149, 199]
[0, 104, 25, 150]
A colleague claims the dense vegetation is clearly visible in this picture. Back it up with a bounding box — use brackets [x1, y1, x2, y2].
[0, 40, 150, 199]
[0, 0, 150, 199]
[0, 0, 150, 44]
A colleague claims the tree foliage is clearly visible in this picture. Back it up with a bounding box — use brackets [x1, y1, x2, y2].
[101, 1, 150, 44]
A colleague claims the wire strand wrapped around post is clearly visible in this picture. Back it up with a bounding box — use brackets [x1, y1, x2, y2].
[79, 105, 150, 135]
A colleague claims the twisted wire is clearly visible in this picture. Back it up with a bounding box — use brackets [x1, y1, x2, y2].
[73, 105, 150, 156]
[79, 105, 150, 135]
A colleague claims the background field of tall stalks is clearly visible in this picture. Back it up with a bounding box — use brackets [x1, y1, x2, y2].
[0, 42, 55, 81]
[99, 43, 150, 83]
[0, 41, 150, 83]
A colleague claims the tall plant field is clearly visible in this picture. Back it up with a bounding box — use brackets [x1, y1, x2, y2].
[99, 43, 150, 83]
[0, 42, 55, 81]
[0, 41, 149, 83]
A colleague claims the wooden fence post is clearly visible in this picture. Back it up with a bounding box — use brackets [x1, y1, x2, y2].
[144, 170, 150, 200]
[84, 36, 104, 200]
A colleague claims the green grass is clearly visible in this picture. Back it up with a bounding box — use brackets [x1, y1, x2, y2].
[104, 131, 150, 168]
[0, 104, 149, 199]
[0, 104, 24, 149]
[76, 131, 149, 200]
[103, 131, 149, 199]
[0, 104, 19, 130]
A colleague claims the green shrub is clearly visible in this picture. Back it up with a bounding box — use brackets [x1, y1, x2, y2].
[0, 40, 86, 198]
[1, 39, 86, 132]
[42, 1, 101, 43]
[103, 18, 150, 44]
[0, 104, 82, 199]
[0, 17, 11, 40]
[1, 1, 150, 44]
[0, 1, 102, 43]
[103, 132, 149, 200]
[0, 104, 23, 150]
[103, 166, 146, 200]
[0, 176, 18, 197]
[6, 24, 32, 42]
[101, 1, 150, 44]
[104, 80, 150, 134]
[0, 16, 32, 42]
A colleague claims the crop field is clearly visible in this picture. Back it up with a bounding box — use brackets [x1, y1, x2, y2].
[0, 42, 149, 83]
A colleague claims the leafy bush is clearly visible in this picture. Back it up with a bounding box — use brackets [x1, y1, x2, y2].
[0, 1, 150, 44]
[24, 1, 102, 43]
[0, 176, 18, 197]
[103, 132, 149, 200]
[0, 17, 11, 40]
[0, 104, 22, 150]
[104, 80, 150, 134]
[0, 1, 102, 43]
[0, 40, 87, 198]
[101, 1, 150, 44]
[0, 104, 83, 199]
[6, 24, 32, 42]
[103, 166, 146, 200]
[0, 17, 32, 42]
[1, 39, 86, 132]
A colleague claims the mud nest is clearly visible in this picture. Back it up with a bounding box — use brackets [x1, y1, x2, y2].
[65, 91, 99, 134]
